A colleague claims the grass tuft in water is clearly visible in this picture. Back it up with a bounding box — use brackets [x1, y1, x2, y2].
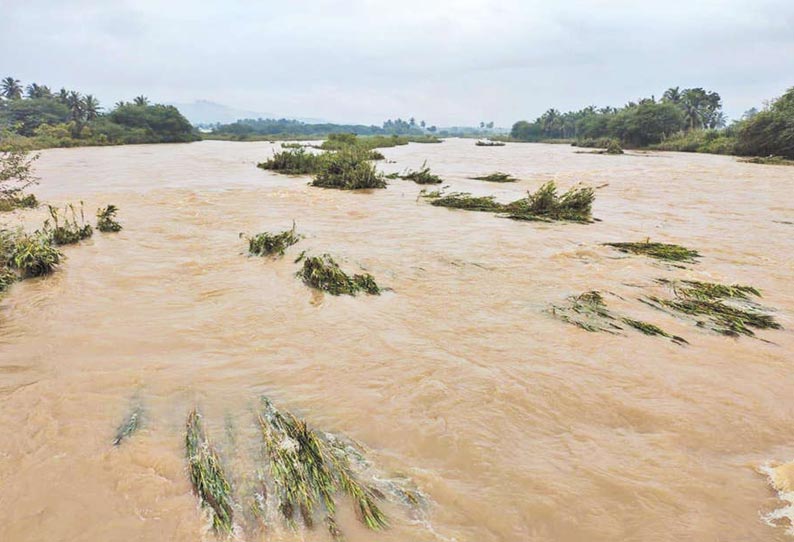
[0, 193, 38, 212]
[96, 205, 123, 232]
[400, 161, 443, 184]
[9, 231, 61, 278]
[504, 181, 594, 222]
[113, 405, 142, 446]
[297, 254, 380, 296]
[312, 148, 387, 190]
[45, 203, 93, 245]
[475, 140, 506, 147]
[740, 156, 794, 166]
[257, 397, 388, 533]
[429, 192, 504, 212]
[186, 409, 235, 534]
[241, 222, 300, 257]
[258, 148, 323, 175]
[471, 172, 517, 183]
[643, 279, 780, 337]
[604, 240, 700, 263]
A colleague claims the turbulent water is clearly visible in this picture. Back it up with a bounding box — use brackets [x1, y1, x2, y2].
[0, 139, 792, 542]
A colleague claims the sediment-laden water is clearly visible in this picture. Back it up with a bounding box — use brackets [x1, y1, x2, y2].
[0, 139, 792, 541]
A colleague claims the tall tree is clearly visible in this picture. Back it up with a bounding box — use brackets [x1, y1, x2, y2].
[133, 95, 149, 106]
[82, 95, 100, 120]
[2, 77, 23, 100]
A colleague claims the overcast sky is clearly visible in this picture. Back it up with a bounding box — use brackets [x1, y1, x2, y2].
[2, 0, 793, 126]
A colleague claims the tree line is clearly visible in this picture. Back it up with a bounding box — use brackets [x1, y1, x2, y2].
[0, 77, 196, 149]
[510, 85, 794, 159]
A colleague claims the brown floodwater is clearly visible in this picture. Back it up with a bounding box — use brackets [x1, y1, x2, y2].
[0, 139, 793, 542]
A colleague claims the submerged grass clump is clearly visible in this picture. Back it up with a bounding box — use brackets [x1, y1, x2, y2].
[258, 148, 323, 175]
[312, 148, 387, 190]
[186, 409, 235, 534]
[400, 161, 442, 184]
[113, 405, 142, 446]
[643, 279, 781, 337]
[551, 290, 686, 343]
[429, 192, 504, 212]
[96, 205, 122, 232]
[475, 140, 506, 147]
[297, 254, 380, 295]
[0, 193, 38, 212]
[471, 172, 517, 183]
[9, 231, 61, 278]
[257, 397, 388, 533]
[604, 240, 700, 263]
[242, 222, 300, 257]
[740, 156, 794, 166]
[504, 181, 594, 222]
[45, 203, 93, 245]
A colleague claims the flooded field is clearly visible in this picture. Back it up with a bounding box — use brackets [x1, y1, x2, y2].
[0, 139, 792, 541]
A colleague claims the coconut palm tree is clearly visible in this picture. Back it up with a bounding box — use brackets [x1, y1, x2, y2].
[82, 95, 100, 120]
[133, 95, 149, 106]
[25, 83, 52, 99]
[66, 91, 84, 122]
[2, 77, 23, 100]
[662, 87, 682, 104]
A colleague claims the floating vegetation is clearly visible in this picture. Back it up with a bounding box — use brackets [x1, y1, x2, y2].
[471, 172, 517, 183]
[400, 161, 443, 184]
[642, 279, 781, 337]
[186, 409, 235, 534]
[281, 142, 309, 149]
[504, 181, 595, 222]
[429, 192, 504, 212]
[551, 290, 686, 343]
[604, 240, 700, 263]
[113, 405, 142, 446]
[740, 156, 794, 166]
[10, 231, 61, 278]
[258, 148, 323, 175]
[297, 254, 380, 295]
[96, 205, 122, 232]
[475, 140, 506, 147]
[257, 397, 388, 533]
[241, 222, 301, 257]
[0, 193, 38, 212]
[45, 203, 93, 245]
[312, 148, 387, 190]
[384, 172, 400, 180]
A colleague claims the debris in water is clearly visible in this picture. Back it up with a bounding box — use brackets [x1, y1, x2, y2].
[429, 192, 504, 212]
[400, 161, 443, 185]
[604, 240, 700, 263]
[186, 409, 235, 534]
[475, 140, 506, 147]
[297, 254, 380, 296]
[642, 279, 781, 337]
[471, 172, 517, 183]
[113, 405, 142, 446]
[241, 222, 301, 257]
[96, 205, 123, 233]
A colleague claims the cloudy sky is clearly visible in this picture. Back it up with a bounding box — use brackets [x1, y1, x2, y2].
[2, 0, 793, 126]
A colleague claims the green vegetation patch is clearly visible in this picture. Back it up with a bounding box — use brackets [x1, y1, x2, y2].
[45, 203, 93, 245]
[400, 162, 443, 184]
[504, 181, 594, 222]
[242, 222, 301, 257]
[96, 205, 122, 232]
[429, 192, 504, 212]
[604, 240, 700, 263]
[257, 148, 324, 175]
[0, 193, 38, 212]
[643, 279, 781, 337]
[297, 254, 380, 295]
[9, 231, 61, 278]
[475, 140, 506, 147]
[740, 156, 794, 166]
[186, 409, 235, 534]
[551, 290, 686, 343]
[311, 148, 387, 190]
[257, 397, 388, 533]
[471, 172, 517, 183]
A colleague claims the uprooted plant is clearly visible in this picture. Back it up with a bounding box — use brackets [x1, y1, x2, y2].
[96, 205, 123, 232]
[241, 222, 301, 257]
[550, 290, 686, 344]
[312, 148, 387, 190]
[186, 409, 235, 534]
[297, 254, 380, 295]
[641, 279, 781, 337]
[400, 161, 443, 184]
[45, 203, 93, 245]
[604, 240, 700, 263]
[471, 172, 517, 183]
[113, 404, 142, 446]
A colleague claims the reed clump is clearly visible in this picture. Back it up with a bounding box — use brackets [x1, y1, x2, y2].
[400, 161, 442, 184]
[297, 254, 380, 295]
[96, 205, 122, 232]
[604, 240, 700, 263]
[45, 203, 93, 245]
[257, 397, 388, 534]
[312, 148, 387, 190]
[504, 181, 594, 222]
[643, 279, 781, 337]
[242, 222, 301, 257]
[186, 409, 235, 534]
[258, 148, 323, 175]
[471, 172, 517, 183]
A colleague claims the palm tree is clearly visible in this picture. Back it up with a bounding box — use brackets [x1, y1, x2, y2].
[133, 95, 149, 106]
[662, 87, 682, 104]
[57, 88, 70, 104]
[66, 91, 84, 122]
[2, 77, 23, 99]
[82, 95, 100, 120]
[114, 100, 128, 109]
[26, 83, 52, 99]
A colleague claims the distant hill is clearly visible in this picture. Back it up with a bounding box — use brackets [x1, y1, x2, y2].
[168, 100, 326, 126]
